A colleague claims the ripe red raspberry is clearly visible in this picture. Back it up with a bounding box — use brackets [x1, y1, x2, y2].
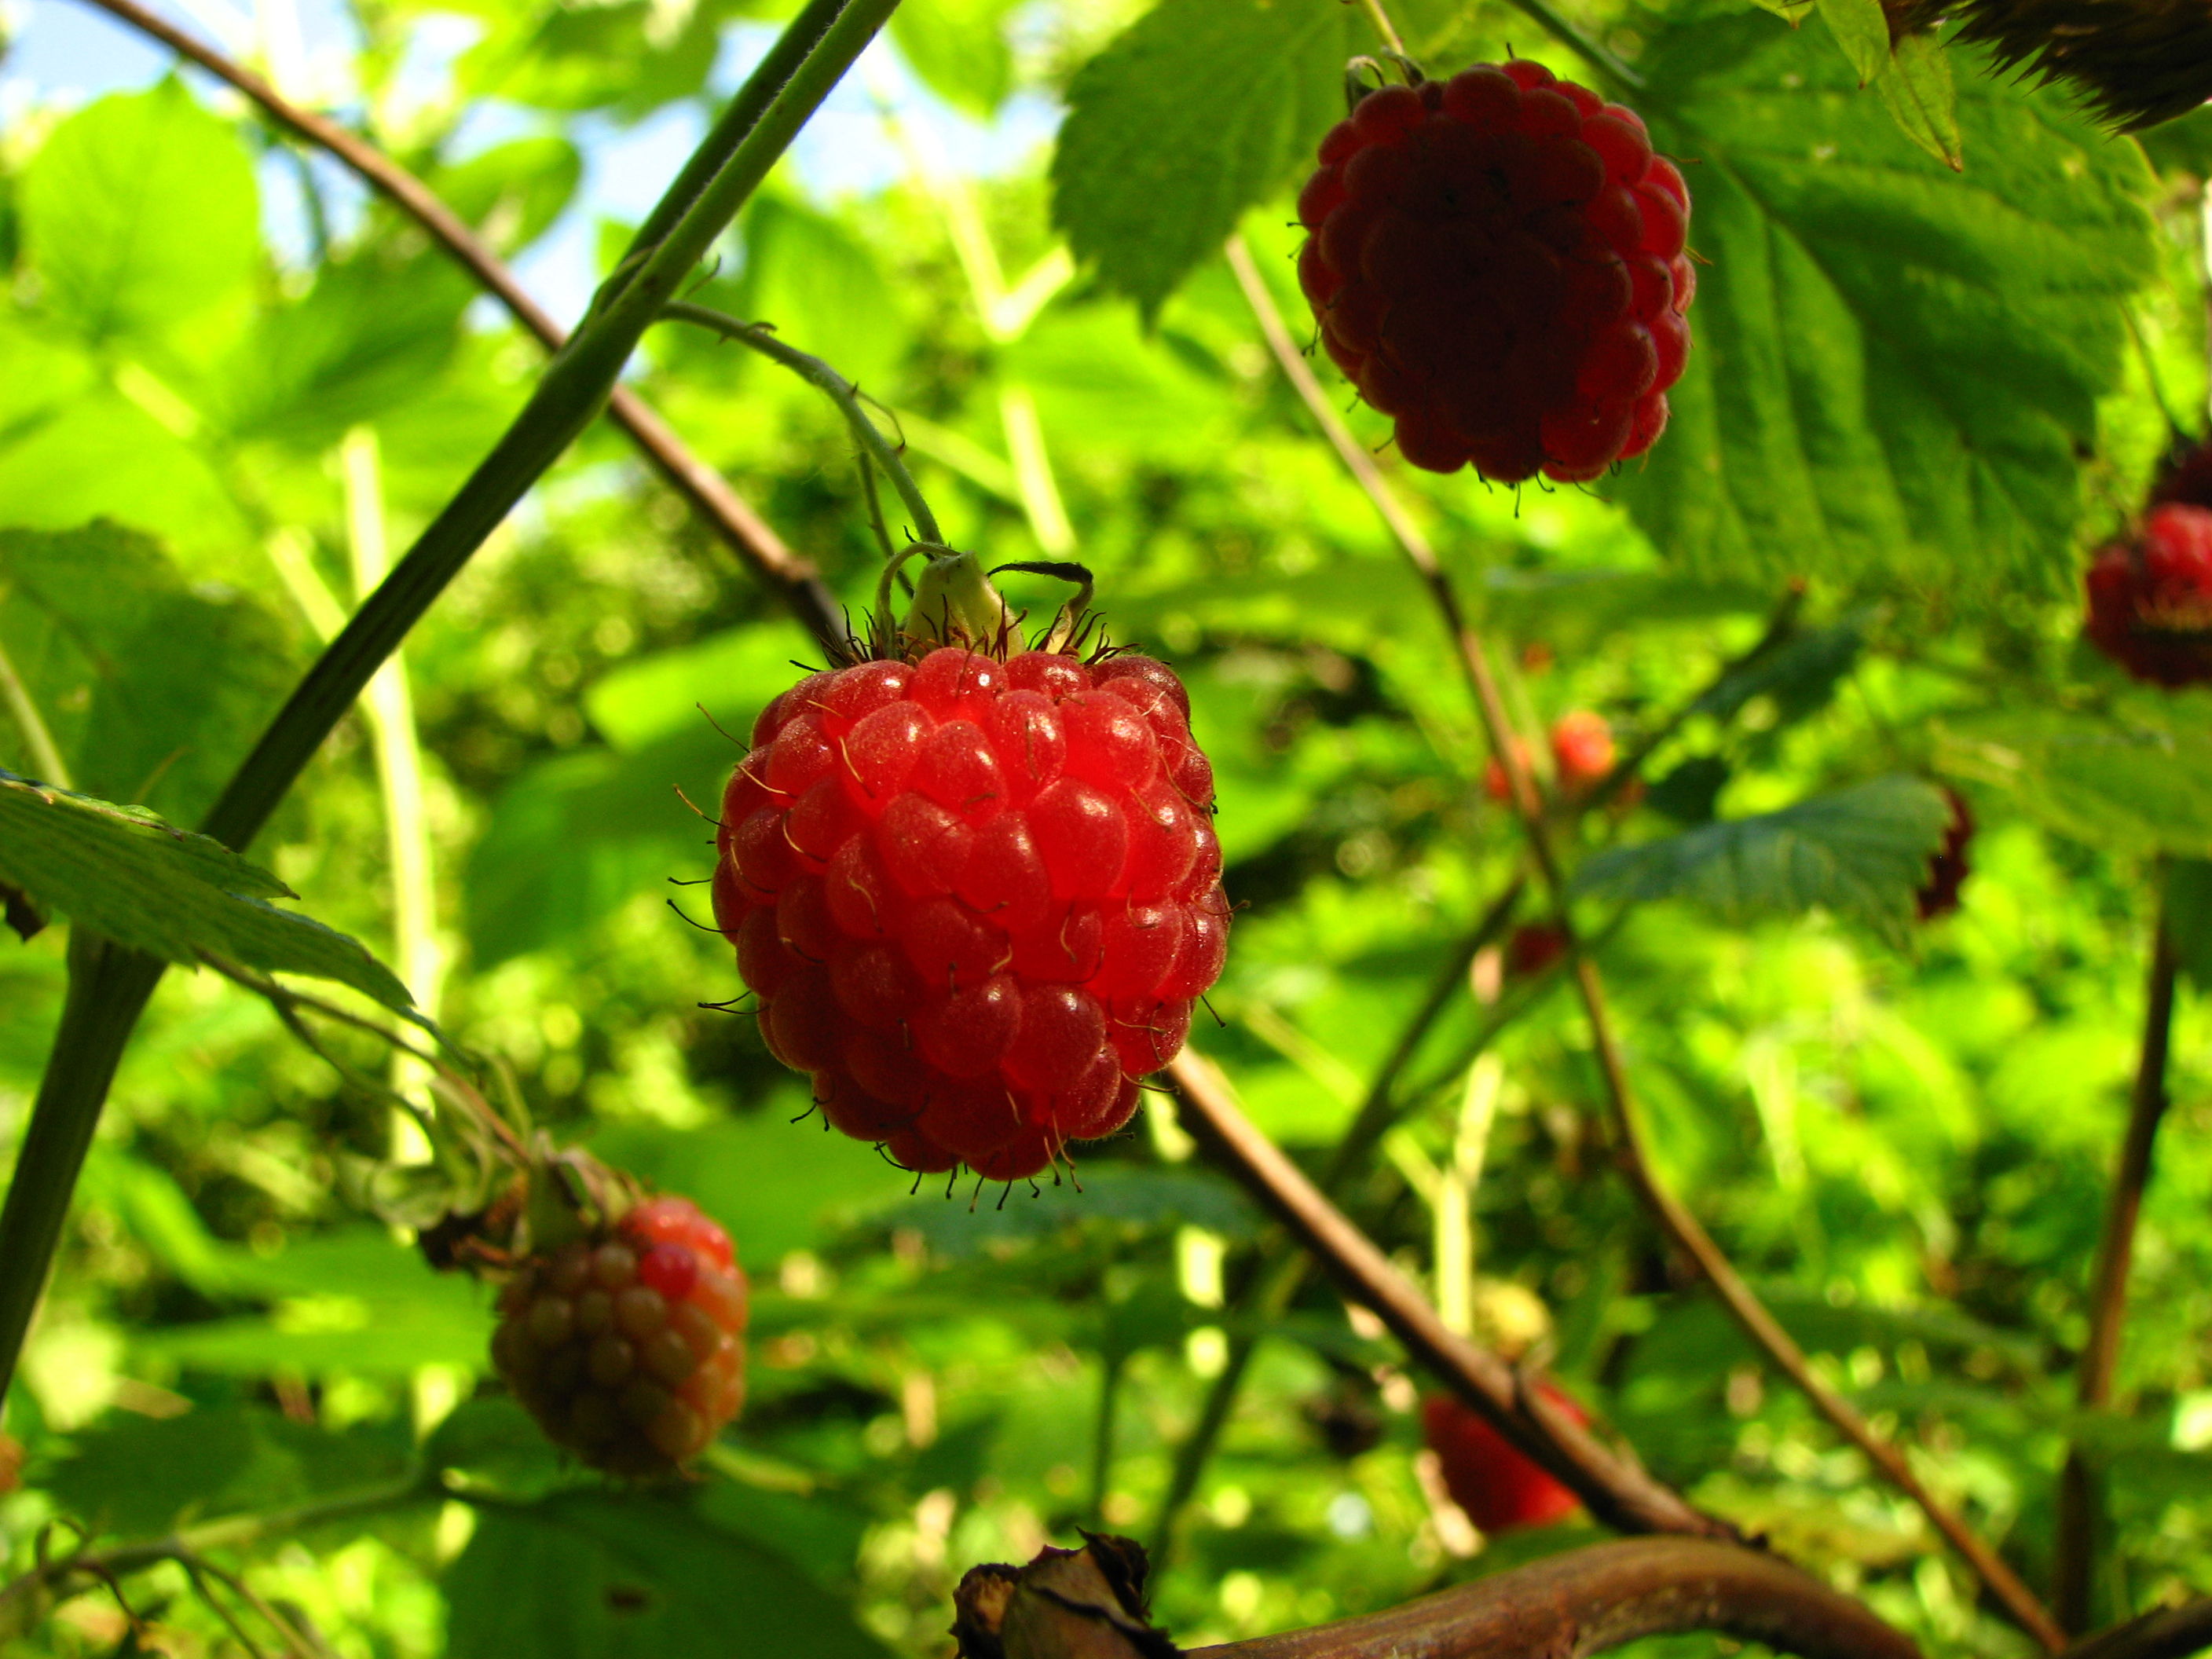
[1915, 788, 1973, 922]
[1422, 1382, 1588, 1533]
[711, 645, 1229, 1184]
[1547, 710, 1614, 792]
[1481, 737, 1535, 803]
[2085, 504, 2212, 687]
[1295, 61, 1694, 484]
[491, 1196, 747, 1477]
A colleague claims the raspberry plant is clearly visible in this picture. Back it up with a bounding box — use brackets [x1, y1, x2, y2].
[0, 0, 2210, 1656]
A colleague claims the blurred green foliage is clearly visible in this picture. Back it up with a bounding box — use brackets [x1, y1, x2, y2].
[1, 0, 2210, 1655]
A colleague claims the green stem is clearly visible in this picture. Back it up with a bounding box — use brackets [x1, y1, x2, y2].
[0, 635, 70, 789]
[0, 0, 895, 1413]
[661, 302, 943, 547]
[1500, 0, 1645, 91]
[1090, 1349, 1124, 1527]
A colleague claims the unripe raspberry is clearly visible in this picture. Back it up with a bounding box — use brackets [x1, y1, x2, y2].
[714, 645, 1229, 1184]
[2084, 504, 2212, 687]
[1421, 1382, 1588, 1533]
[491, 1195, 747, 1477]
[1548, 711, 1614, 792]
[1297, 61, 1694, 483]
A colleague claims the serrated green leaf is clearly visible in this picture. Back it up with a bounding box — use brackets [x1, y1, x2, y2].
[20, 82, 258, 349]
[1935, 705, 2212, 858]
[1572, 775, 1954, 946]
[1877, 28, 1962, 167]
[1618, 9, 2156, 599]
[1815, 0, 1890, 86]
[2169, 859, 2212, 991]
[1050, 0, 1358, 319]
[742, 197, 910, 398]
[0, 522, 297, 819]
[441, 1490, 894, 1659]
[0, 771, 413, 1010]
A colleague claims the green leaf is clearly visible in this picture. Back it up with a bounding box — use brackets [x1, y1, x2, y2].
[1572, 775, 1954, 946]
[890, 0, 1016, 117]
[19, 82, 259, 348]
[0, 522, 297, 819]
[1877, 29, 1963, 168]
[2169, 859, 2212, 991]
[1618, 9, 2157, 598]
[1815, 0, 1890, 86]
[0, 771, 413, 1009]
[740, 197, 910, 399]
[441, 1489, 894, 1659]
[45, 1406, 410, 1540]
[434, 137, 585, 256]
[1935, 704, 2212, 858]
[1051, 0, 1358, 319]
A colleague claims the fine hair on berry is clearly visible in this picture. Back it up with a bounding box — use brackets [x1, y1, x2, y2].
[1296, 60, 1694, 484]
[712, 643, 1230, 1185]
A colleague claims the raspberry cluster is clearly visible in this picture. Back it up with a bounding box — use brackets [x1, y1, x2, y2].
[2085, 503, 2212, 687]
[712, 646, 1229, 1184]
[491, 1196, 747, 1477]
[1422, 1383, 1588, 1534]
[1296, 60, 1694, 484]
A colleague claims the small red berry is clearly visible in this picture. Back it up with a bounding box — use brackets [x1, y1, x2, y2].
[1548, 711, 1614, 792]
[715, 646, 1229, 1183]
[2085, 504, 2212, 687]
[1422, 1382, 1588, 1533]
[1481, 737, 1535, 803]
[490, 1195, 747, 1478]
[1297, 62, 1694, 483]
[1915, 788, 1973, 922]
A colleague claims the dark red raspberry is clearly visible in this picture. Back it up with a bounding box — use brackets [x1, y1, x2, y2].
[712, 645, 1229, 1184]
[1915, 788, 1973, 922]
[491, 1195, 747, 1477]
[1422, 1382, 1588, 1533]
[1505, 921, 1568, 979]
[2085, 504, 2212, 687]
[1296, 61, 1694, 484]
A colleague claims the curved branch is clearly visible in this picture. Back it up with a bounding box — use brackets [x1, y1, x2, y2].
[1165, 1048, 1730, 1543]
[1187, 1537, 1920, 1659]
[74, 0, 847, 651]
[2064, 1599, 2212, 1659]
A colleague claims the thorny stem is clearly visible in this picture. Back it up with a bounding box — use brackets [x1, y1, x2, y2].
[1188, 1536, 1920, 1659]
[75, 0, 847, 652]
[2055, 905, 2181, 1634]
[1148, 881, 1524, 1559]
[660, 302, 944, 548]
[0, 0, 893, 1413]
[1225, 231, 2067, 1650]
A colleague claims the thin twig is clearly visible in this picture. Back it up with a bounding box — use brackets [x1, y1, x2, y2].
[1148, 881, 1523, 1558]
[1166, 1047, 1731, 1541]
[2055, 904, 2181, 1633]
[72, 0, 847, 651]
[0, 636, 71, 789]
[660, 302, 943, 546]
[1225, 229, 2067, 1651]
[2063, 1597, 2212, 1659]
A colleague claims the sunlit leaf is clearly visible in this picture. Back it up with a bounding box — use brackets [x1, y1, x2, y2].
[1573, 774, 1954, 945]
[1936, 702, 2212, 858]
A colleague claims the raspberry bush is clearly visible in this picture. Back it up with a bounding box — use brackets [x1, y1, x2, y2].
[1295, 60, 1694, 484]
[710, 641, 1229, 1183]
[491, 1193, 748, 1477]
